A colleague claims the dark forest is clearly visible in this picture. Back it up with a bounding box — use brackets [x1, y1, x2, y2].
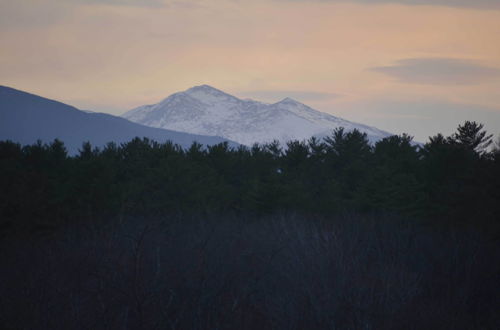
[1, 121, 499, 329]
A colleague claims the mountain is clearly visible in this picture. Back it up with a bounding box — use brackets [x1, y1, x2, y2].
[123, 85, 392, 146]
[0, 86, 235, 154]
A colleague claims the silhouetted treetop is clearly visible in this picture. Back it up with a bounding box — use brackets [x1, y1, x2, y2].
[0, 121, 498, 231]
[450, 120, 493, 155]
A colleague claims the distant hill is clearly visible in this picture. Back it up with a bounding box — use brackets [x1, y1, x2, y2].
[123, 85, 392, 145]
[0, 86, 235, 154]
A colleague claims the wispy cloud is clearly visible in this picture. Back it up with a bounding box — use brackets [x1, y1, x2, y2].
[238, 90, 340, 102]
[0, 1, 70, 28]
[278, 0, 500, 10]
[69, 0, 167, 7]
[370, 58, 500, 85]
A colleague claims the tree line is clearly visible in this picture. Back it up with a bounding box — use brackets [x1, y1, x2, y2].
[1, 121, 499, 232]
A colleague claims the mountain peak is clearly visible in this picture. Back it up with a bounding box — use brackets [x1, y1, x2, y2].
[276, 97, 304, 106]
[123, 85, 392, 146]
[186, 85, 225, 95]
[183, 84, 238, 104]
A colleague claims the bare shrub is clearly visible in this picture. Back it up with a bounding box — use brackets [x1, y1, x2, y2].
[0, 213, 498, 329]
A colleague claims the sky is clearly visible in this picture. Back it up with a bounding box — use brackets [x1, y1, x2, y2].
[1, 0, 500, 142]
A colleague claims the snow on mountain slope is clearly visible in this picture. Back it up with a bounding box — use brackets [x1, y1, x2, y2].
[0, 85, 236, 154]
[123, 85, 392, 146]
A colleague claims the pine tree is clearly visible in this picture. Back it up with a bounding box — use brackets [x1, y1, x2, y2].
[449, 121, 493, 155]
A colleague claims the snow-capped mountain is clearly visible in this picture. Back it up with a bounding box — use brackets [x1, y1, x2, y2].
[123, 85, 392, 146]
[0, 86, 235, 154]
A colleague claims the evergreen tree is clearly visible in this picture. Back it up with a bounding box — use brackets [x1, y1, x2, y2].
[323, 128, 372, 211]
[368, 134, 423, 214]
[449, 121, 493, 156]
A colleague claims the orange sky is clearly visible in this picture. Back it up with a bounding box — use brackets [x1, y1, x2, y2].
[1, 0, 500, 141]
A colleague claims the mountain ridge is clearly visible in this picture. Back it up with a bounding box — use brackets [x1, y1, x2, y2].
[123, 85, 392, 145]
[0, 85, 237, 154]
